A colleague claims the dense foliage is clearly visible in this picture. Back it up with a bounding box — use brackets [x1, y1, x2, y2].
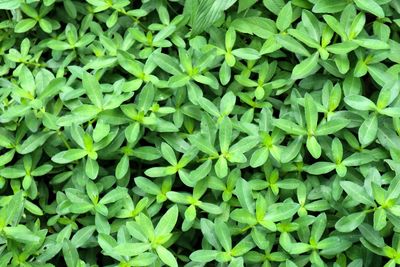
[1, 0, 400, 266]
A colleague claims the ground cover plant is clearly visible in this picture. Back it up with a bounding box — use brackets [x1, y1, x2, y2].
[1, 0, 400, 266]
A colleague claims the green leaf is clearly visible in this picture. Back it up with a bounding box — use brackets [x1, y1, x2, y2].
[354, 0, 384, 18]
[145, 166, 176, 177]
[155, 205, 179, 237]
[161, 142, 177, 166]
[264, 202, 299, 222]
[312, 0, 347, 13]
[238, 0, 257, 12]
[0, 0, 20, 9]
[0, 167, 26, 178]
[190, 250, 218, 262]
[215, 156, 228, 178]
[276, 2, 292, 32]
[14, 19, 37, 33]
[153, 24, 176, 43]
[190, 0, 230, 36]
[39, 18, 52, 33]
[229, 136, 259, 154]
[93, 121, 110, 142]
[85, 158, 99, 179]
[304, 94, 318, 132]
[137, 83, 155, 113]
[288, 28, 320, 48]
[132, 146, 161, 160]
[276, 35, 310, 57]
[262, 0, 284, 15]
[225, 27, 236, 51]
[373, 208, 386, 231]
[304, 162, 336, 175]
[166, 191, 191, 204]
[335, 212, 366, 232]
[354, 38, 390, 50]
[114, 243, 150, 256]
[115, 155, 129, 179]
[0, 191, 24, 226]
[215, 220, 232, 252]
[231, 237, 255, 256]
[83, 72, 103, 108]
[51, 149, 88, 164]
[156, 246, 178, 267]
[198, 202, 222, 214]
[340, 181, 375, 206]
[306, 136, 321, 159]
[220, 91, 236, 115]
[190, 159, 212, 183]
[231, 16, 276, 39]
[117, 54, 143, 77]
[129, 253, 157, 266]
[327, 41, 359, 54]
[188, 134, 218, 156]
[184, 205, 196, 222]
[153, 52, 181, 75]
[344, 95, 376, 110]
[219, 116, 232, 153]
[311, 213, 327, 242]
[273, 119, 306, 135]
[24, 200, 43, 216]
[231, 48, 260, 60]
[71, 226, 96, 248]
[62, 240, 79, 267]
[358, 114, 378, 146]
[315, 119, 350, 136]
[342, 152, 374, 166]
[235, 178, 255, 214]
[199, 97, 220, 117]
[359, 223, 385, 248]
[291, 52, 319, 80]
[4, 225, 40, 243]
[318, 236, 352, 255]
[250, 147, 269, 168]
[323, 15, 347, 39]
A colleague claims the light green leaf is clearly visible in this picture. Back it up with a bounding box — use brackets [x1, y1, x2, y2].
[335, 212, 366, 232]
[358, 114, 378, 146]
[215, 220, 232, 252]
[155, 205, 179, 237]
[315, 119, 350, 136]
[304, 162, 336, 175]
[304, 93, 318, 132]
[156, 246, 178, 267]
[161, 142, 177, 166]
[14, 19, 37, 33]
[82, 72, 103, 108]
[306, 136, 321, 159]
[235, 178, 255, 214]
[4, 225, 40, 243]
[0, 0, 20, 9]
[114, 243, 151, 257]
[276, 2, 292, 32]
[219, 116, 232, 153]
[190, 250, 218, 262]
[273, 119, 307, 135]
[340, 181, 375, 206]
[51, 149, 88, 164]
[231, 48, 260, 60]
[291, 52, 319, 80]
[354, 0, 384, 18]
[264, 202, 299, 222]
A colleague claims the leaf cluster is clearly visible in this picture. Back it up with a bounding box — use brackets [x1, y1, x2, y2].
[1, 0, 400, 266]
